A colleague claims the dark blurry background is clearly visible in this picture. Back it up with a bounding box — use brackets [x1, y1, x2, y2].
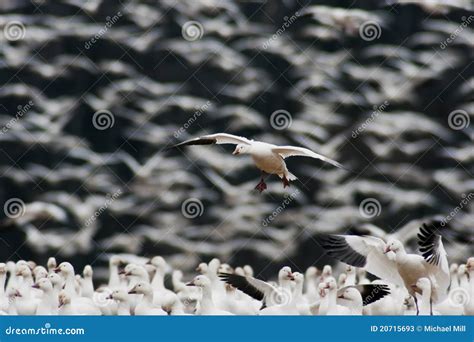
[0, 0, 472, 280]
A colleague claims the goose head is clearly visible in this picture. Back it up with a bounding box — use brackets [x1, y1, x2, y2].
[48, 272, 63, 288]
[0, 263, 7, 275]
[83, 265, 93, 278]
[187, 275, 211, 288]
[108, 289, 129, 302]
[321, 277, 337, 292]
[33, 266, 48, 281]
[149, 256, 167, 272]
[47, 257, 57, 271]
[232, 144, 251, 155]
[218, 263, 233, 274]
[243, 265, 253, 277]
[338, 287, 362, 303]
[278, 266, 294, 281]
[466, 258, 474, 273]
[321, 265, 332, 279]
[384, 239, 404, 254]
[128, 281, 152, 295]
[16, 264, 32, 277]
[54, 262, 74, 276]
[33, 278, 53, 292]
[196, 263, 208, 274]
[293, 272, 304, 285]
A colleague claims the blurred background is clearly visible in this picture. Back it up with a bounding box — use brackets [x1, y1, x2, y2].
[0, 0, 473, 281]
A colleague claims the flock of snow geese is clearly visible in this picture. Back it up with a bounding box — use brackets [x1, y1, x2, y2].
[1, 220, 472, 316]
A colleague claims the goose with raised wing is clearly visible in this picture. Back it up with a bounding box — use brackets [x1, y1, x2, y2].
[315, 220, 450, 315]
[172, 133, 346, 192]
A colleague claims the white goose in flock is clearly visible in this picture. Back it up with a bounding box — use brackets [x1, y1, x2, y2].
[315, 220, 450, 315]
[186, 275, 233, 315]
[172, 133, 346, 192]
[128, 282, 166, 315]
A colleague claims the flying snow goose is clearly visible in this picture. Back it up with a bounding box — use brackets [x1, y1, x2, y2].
[315, 220, 450, 315]
[218, 266, 295, 308]
[172, 133, 346, 192]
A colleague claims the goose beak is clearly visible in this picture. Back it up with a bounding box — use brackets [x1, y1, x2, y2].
[338, 294, 345, 299]
[128, 290, 137, 294]
[383, 246, 391, 254]
[53, 267, 60, 273]
[106, 294, 113, 300]
[32, 284, 40, 289]
[186, 281, 196, 286]
[288, 273, 295, 281]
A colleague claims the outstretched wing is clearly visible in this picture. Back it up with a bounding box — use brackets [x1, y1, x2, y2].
[351, 284, 391, 305]
[218, 272, 277, 302]
[417, 220, 450, 297]
[315, 234, 404, 286]
[271, 146, 345, 170]
[173, 133, 252, 148]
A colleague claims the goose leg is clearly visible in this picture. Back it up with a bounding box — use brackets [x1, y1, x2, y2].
[430, 298, 433, 316]
[414, 296, 419, 316]
[255, 172, 267, 193]
[281, 175, 290, 188]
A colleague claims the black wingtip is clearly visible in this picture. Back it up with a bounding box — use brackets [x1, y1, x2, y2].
[314, 234, 367, 268]
[361, 284, 391, 306]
